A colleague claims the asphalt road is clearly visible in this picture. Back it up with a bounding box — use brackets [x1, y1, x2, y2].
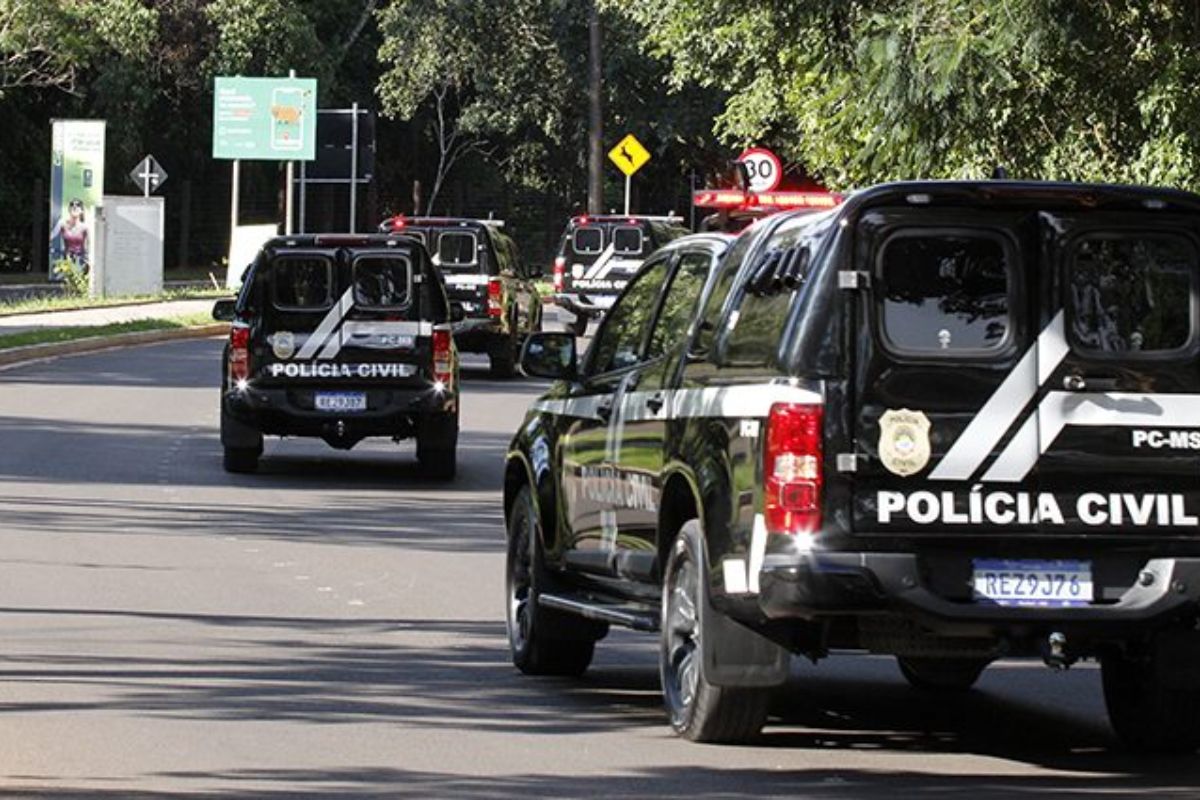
[0, 337, 1196, 798]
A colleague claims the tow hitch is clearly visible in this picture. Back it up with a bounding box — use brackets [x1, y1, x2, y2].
[1042, 631, 1076, 670]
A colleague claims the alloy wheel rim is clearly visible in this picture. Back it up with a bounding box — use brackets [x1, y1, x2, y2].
[664, 548, 700, 717]
[507, 503, 534, 652]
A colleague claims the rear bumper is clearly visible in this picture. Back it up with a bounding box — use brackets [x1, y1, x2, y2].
[757, 552, 1200, 633]
[222, 383, 456, 444]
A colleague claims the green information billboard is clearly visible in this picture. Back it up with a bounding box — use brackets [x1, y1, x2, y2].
[212, 76, 317, 161]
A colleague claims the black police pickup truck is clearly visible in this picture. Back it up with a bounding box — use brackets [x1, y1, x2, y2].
[505, 181, 1200, 752]
[213, 234, 461, 479]
[550, 214, 689, 335]
[378, 216, 542, 377]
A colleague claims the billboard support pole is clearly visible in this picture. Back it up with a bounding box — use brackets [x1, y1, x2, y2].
[349, 101, 359, 233]
[299, 160, 307, 235]
[230, 159, 240, 238]
[284, 69, 296, 235]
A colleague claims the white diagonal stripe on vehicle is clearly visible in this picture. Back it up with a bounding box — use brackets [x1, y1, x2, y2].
[582, 243, 616, 279]
[294, 287, 354, 360]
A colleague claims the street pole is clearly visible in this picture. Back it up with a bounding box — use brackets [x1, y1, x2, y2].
[624, 175, 631, 216]
[299, 159, 307, 234]
[231, 159, 240, 237]
[349, 102, 359, 232]
[586, 1, 603, 214]
[285, 69, 296, 235]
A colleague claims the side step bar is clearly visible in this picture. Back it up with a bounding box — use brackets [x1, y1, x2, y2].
[538, 593, 660, 632]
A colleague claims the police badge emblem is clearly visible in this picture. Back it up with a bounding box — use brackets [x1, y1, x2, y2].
[878, 409, 931, 477]
[271, 331, 296, 360]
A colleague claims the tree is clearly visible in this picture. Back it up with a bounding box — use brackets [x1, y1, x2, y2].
[615, 0, 1200, 191]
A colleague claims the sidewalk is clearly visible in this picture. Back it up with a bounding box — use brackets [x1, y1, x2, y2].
[0, 299, 218, 337]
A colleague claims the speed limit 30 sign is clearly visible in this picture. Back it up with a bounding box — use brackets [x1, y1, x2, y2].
[738, 147, 783, 193]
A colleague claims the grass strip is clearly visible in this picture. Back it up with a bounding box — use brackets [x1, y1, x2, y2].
[0, 313, 218, 351]
[0, 287, 230, 316]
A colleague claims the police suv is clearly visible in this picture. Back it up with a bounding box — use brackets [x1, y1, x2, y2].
[505, 181, 1200, 752]
[550, 214, 690, 335]
[213, 234, 461, 479]
[378, 216, 542, 377]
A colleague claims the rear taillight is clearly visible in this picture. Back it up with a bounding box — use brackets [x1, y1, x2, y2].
[228, 323, 251, 385]
[764, 403, 823, 535]
[432, 326, 453, 390]
[487, 278, 503, 318]
[552, 256, 565, 292]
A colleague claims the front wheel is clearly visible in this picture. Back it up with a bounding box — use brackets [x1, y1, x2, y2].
[660, 520, 770, 743]
[506, 486, 600, 676]
[1102, 635, 1200, 753]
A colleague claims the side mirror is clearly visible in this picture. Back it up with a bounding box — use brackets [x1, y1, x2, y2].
[449, 301, 466, 323]
[212, 298, 237, 322]
[520, 332, 577, 380]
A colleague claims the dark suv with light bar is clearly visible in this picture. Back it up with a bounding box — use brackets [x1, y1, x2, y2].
[378, 216, 542, 378]
[504, 181, 1200, 753]
[549, 214, 689, 335]
[212, 234, 461, 479]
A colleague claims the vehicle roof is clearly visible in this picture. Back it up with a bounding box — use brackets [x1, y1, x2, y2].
[261, 233, 426, 251]
[655, 232, 735, 252]
[807, 179, 1200, 225]
[566, 214, 685, 227]
[379, 216, 504, 231]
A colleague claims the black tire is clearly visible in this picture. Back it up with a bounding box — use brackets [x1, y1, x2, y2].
[1102, 639, 1200, 753]
[489, 331, 518, 379]
[661, 520, 770, 743]
[416, 414, 458, 480]
[223, 446, 259, 474]
[506, 486, 598, 676]
[897, 656, 988, 692]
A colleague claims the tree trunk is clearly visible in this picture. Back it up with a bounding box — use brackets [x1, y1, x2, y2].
[587, 1, 603, 214]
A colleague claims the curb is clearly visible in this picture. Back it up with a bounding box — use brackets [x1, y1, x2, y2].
[0, 323, 230, 369]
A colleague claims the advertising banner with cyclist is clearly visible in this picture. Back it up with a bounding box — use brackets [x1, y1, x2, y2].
[49, 119, 106, 282]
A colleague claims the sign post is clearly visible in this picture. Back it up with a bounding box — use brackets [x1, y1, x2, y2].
[608, 133, 651, 215]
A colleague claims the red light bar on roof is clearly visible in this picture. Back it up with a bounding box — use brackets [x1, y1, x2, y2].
[693, 189, 842, 210]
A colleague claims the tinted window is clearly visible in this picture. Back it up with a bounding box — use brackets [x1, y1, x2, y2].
[1069, 234, 1195, 354]
[573, 226, 603, 255]
[613, 226, 644, 256]
[648, 251, 711, 359]
[273, 256, 333, 309]
[723, 247, 811, 366]
[880, 231, 1012, 354]
[693, 230, 757, 353]
[353, 256, 410, 308]
[590, 257, 672, 374]
[437, 231, 477, 268]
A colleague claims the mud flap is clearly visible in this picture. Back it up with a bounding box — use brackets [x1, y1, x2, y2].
[702, 594, 790, 688]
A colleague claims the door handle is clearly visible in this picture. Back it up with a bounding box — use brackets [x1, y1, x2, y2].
[596, 399, 613, 422]
[1063, 373, 1122, 392]
[1063, 373, 1087, 391]
[646, 393, 665, 414]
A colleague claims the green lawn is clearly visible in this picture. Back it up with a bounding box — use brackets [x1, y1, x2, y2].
[0, 287, 230, 316]
[0, 313, 220, 350]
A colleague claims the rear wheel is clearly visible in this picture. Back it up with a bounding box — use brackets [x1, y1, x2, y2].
[416, 414, 458, 480]
[1102, 635, 1200, 753]
[223, 445, 259, 474]
[506, 486, 599, 676]
[488, 330, 518, 379]
[661, 520, 770, 743]
[897, 656, 988, 692]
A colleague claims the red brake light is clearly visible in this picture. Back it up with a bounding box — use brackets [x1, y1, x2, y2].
[764, 403, 823, 535]
[228, 323, 251, 384]
[552, 256, 565, 292]
[432, 326, 453, 388]
[487, 278, 503, 318]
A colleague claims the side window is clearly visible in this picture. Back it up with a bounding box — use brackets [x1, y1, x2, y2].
[647, 250, 714, 360]
[272, 256, 333, 310]
[589, 257, 673, 375]
[692, 230, 758, 354]
[721, 245, 810, 366]
[878, 229, 1013, 355]
[612, 226, 644, 256]
[1069, 234, 1196, 354]
[572, 226, 604, 255]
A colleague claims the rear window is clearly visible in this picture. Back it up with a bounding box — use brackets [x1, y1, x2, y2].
[353, 255, 411, 308]
[879, 230, 1012, 355]
[272, 256, 333, 310]
[436, 231, 477, 269]
[1069, 234, 1196, 354]
[572, 226, 603, 255]
[612, 226, 644, 255]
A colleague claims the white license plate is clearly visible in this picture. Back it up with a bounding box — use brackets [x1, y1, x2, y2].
[314, 392, 366, 412]
[972, 559, 1092, 607]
